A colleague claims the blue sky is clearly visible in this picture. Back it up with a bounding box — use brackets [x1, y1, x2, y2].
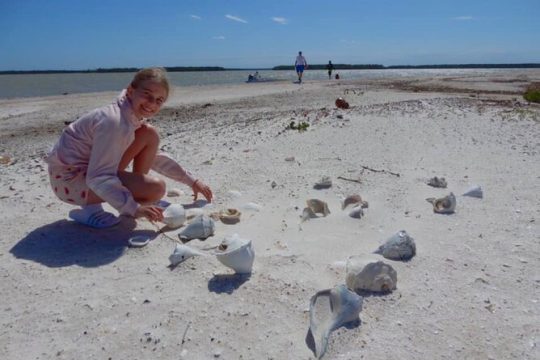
[0, 0, 538, 70]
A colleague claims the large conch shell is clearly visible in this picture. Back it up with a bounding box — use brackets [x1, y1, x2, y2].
[462, 185, 483, 198]
[301, 199, 330, 222]
[374, 230, 416, 261]
[162, 204, 187, 228]
[169, 244, 206, 266]
[426, 192, 456, 214]
[309, 284, 363, 359]
[214, 234, 255, 274]
[178, 215, 215, 241]
[346, 255, 397, 293]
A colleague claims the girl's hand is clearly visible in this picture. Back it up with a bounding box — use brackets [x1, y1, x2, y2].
[192, 179, 213, 203]
[135, 205, 164, 222]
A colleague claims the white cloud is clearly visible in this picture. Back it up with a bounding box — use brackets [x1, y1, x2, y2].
[212, 35, 226, 40]
[225, 14, 248, 23]
[271, 17, 288, 25]
[453, 16, 474, 21]
[190, 14, 201, 20]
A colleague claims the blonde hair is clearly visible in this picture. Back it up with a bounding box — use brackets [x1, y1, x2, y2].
[130, 67, 170, 98]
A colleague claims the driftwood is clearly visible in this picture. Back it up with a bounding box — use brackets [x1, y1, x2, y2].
[337, 176, 362, 184]
[359, 165, 400, 177]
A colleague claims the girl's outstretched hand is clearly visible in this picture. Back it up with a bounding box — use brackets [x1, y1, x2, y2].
[135, 205, 164, 222]
[192, 179, 213, 203]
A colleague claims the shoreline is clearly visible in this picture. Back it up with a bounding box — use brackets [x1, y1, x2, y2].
[1, 71, 539, 359]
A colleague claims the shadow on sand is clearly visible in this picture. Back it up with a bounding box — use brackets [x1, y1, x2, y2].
[207, 273, 251, 294]
[9, 216, 154, 268]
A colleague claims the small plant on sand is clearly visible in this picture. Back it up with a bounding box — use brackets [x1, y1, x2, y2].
[286, 121, 310, 132]
[523, 82, 540, 103]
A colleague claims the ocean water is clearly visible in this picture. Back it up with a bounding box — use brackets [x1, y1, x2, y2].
[0, 68, 530, 99]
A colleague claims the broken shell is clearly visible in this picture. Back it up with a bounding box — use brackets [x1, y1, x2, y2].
[162, 204, 186, 228]
[306, 199, 330, 217]
[313, 176, 332, 190]
[214, 234, 255, 274]
[178, 215, 215, 241]
[309, 285, 363, 359]
[346, 255, 397, 293]
[169, 244, 206, 266]
[463, 185, 483, 198]
[348, 206, 364, 219]
[426, 192, 456, 214]
[218, 208, 241, 224]
[167, 188, 184, 197]
[335, 97, 350, 109]
[427, 176, 447, 188]
[341, 194, 368, 210]
[374, 230, 416, 261]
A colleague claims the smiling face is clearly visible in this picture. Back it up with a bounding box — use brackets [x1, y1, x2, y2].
[126, 80, 168, 119]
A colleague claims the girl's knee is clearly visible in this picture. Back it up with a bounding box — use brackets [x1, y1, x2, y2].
[135, 124, 160, 147]
[148, 176, 166, 201]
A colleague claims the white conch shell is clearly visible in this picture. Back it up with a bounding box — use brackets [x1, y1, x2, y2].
[309, 285, 363, 359]
[426, 192, 456, 214]
[162, 204, 187, 228]
[374, 230, 416, 261]
[178, 215, 215, 241]
[341, 194, 368, 210]
[463, 185, 483, 198]
[214, 234, 255, 274]
[346, 255, 397, 293]
[348, 206, 364, 219]
[169, 244, 206, 266]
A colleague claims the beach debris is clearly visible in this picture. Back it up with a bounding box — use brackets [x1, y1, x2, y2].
[0, 155, 14, 165]
[271, 180, 277, 189]
[167, 188, 184, 197]
[335, 97, 350, 109]
[313, 176, 332, 190]
[374, 230, 416, 261]
[426, 192, 456, 214]
[427, 176, 447, 188]
[301, 199, 330, 222]
[346, 255, 397, 293]
[285, 156, 295, 162]
[214, 234, 255, 274]
[162, 204, 187, 228]
[128, 234, 152, 248]
[287, 121, 310, 132]
[341, 194, 369, 210]
[337, 176, 362, 184]
[178, 215, 215, 241]
[348, 206, 364, 219]
[169, 244, 206, 267]
[309, 285, 363, 359]
[242, 202, 263, 211]
[463, 185, 483, 198]
[210, 208, 241, 225]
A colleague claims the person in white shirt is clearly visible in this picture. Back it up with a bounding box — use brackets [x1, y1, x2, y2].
[45, 68, 213, 228]
[294, 51, 308, 83]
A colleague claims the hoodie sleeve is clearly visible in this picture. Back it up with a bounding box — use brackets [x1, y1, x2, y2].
[85, 110, 139, 216]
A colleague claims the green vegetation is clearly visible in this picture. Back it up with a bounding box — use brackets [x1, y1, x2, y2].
[0, 66, 226, 75]
[286, 121, 310, 132]
[273, 63, 540, 71]
[523, 83, 540, 103]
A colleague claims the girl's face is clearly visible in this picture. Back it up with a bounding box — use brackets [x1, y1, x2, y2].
[126, 80, 168, 119]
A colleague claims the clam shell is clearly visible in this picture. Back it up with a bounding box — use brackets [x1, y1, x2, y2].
[169, 244, 206, 266]
[313, 176, 332, 190]
[341, 194, 368, 210]
[374, 230, 416, 261]
[463, 185, 483, 198]
[346, 255, 397, 293]
[426, 192, 456, 214]
[178, 214, 215, 241]
[306, 199, 330, 217]
[162, 204, 186, 228]
[427, 176, 447, 188]
[309, 285, 363, 359]
[214, 234, 255, 274]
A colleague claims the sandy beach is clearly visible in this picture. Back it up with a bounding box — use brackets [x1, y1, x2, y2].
[1, 70, 539, 359]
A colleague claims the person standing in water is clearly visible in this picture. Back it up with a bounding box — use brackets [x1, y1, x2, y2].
[295, 51, 308, 83]
[326, 61, 334, 79]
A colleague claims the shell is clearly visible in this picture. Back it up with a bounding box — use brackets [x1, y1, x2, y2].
[463, 185, 483, 198]
[169, 244, 206, 266]
[335, 97, 350, 109]
[218, 208, 241, 225]
[167, 188, 184, 197]
[374, 230, 416, 261]
[346, 255, 397, 293]
[341, 194, 369, 210]
[214, 234, 255, 274]
[348, 206, 364, 219]
[178, 214, 215, 241]
[427, 176, 447, 188]
[426, 192, 456, 214]
[162, 204, 187, 228]
[306, 199, 330, 217]
[309, 285, 363, 359]
[313, 176, 332, 190]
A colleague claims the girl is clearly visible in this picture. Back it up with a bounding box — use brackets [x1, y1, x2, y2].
[45, 67, 213, 228]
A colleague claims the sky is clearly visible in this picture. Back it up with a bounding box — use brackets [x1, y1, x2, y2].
[0, 0, 539, 70]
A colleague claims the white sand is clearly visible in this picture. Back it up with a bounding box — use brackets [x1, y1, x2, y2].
[1, 71, 539, 359]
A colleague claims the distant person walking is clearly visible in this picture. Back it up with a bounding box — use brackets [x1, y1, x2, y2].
[326, 61, 334, 79]
[295, 51, 308, 83]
